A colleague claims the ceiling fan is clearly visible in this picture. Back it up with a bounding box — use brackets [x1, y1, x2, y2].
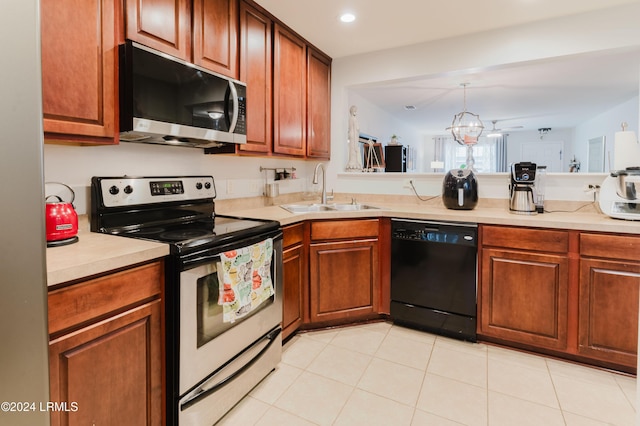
[486, 120, 523, 138]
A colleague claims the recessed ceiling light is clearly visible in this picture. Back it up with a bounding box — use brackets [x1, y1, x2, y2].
[339, 13, 356, 23]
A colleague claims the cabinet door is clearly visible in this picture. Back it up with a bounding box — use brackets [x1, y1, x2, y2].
[49, 300, 162, 426]
[125, 0, 191, 60]
[306, 47, 331, 159]
[41, 0, 117, 143]
[238, 1, 272, 153]
[283, 243, 305, 339]
[193, 0, 238, 78]
[578, 258, 640, 369]
[480, 248, 569, 350]
[273, 24, 306, 156]
[309, 239, 379, 323]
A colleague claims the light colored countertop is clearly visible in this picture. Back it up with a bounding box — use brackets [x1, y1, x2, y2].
[226, 200, 640, 235]
[46, 216, 169, 287]
[46, 197, 640, 287]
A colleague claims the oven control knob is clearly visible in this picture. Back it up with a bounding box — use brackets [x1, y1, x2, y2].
[124, 185, 133, 194]
[109, 185, 119, 195]
[196, 182, 203, 190]
[204, 182, 212, 189]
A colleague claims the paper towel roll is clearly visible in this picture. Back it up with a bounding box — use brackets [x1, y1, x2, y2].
[614, 131, 640, 170]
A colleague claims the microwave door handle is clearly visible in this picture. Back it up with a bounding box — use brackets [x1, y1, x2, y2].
[226, 81, 239, 133]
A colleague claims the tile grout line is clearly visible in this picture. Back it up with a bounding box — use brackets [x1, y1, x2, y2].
[409, 334, 438, 424]
[328, 325, 390, 425]
[486, 341, 490, 426]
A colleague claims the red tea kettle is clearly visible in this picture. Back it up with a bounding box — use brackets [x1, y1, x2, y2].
[45, 182, 79, 246]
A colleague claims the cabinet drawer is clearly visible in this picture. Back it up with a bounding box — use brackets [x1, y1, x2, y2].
[48, 261, 163, 336]
[482, 225, 568, 253]
[311, 219, 379, 241]
[580, 233, 640, 262]
[283, 222, 305, 248]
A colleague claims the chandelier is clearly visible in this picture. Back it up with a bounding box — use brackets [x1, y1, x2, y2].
[446, 83, 484, 146]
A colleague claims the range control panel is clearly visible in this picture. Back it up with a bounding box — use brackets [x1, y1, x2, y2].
[96, 176, 216, 208]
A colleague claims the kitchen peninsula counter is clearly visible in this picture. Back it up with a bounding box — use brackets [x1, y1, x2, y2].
[46, 199, 639, 285]
[222, 199, 640, 235]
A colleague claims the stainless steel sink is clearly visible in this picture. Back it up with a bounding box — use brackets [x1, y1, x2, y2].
[280, 203, 379, 213]
[330, 203, 379, 211]
[280, 204, 336, 213]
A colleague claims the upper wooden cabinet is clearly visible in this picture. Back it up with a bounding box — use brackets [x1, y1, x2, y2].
[193, 0, 239, 78]
[306, 47, 331, 159]
[239, 5, 331, 158]
[125, 0, 192, 61]
[125, 0, 239, 79]
[238, 1, 272, 153]
[41, 0, 118, 144]
[273, 24, 307, 156]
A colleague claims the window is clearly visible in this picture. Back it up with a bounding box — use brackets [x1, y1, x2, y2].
[439, 136, 507, 172]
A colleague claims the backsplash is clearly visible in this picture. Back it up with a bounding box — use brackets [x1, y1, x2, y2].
[44, 143, 608, 215]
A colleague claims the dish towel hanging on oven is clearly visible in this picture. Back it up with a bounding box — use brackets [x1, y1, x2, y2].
[218, 238, 274, 323]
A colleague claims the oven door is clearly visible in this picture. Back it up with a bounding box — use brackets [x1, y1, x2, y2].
[178, 231, 283, 395]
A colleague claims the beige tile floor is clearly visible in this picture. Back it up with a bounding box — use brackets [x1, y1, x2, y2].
[218, 322, 637, 426]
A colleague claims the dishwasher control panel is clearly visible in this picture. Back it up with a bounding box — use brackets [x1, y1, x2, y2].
[391, 219, 477, 246]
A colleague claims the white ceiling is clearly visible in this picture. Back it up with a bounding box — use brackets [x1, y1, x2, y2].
[254, 0, 640, 134]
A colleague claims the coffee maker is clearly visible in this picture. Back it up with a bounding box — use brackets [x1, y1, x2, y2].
[509, 162, 537, 214]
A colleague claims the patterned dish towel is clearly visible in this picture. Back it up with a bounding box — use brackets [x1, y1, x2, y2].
[218, 238, 274, 323]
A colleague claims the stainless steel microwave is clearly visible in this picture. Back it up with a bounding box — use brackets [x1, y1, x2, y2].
[119, 40, 246, 149]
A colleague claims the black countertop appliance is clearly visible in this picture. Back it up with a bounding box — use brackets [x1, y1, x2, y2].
[442, 168, 478, 210]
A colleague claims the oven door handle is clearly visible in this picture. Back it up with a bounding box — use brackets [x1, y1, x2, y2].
[179, 327, 281, 411]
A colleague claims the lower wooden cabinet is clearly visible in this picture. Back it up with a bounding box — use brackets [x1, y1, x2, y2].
[282, 223, 306, 339]
[308, 219, 380, 324]
[48, 261, 164, 426]
[282, 219, 386, 335]
[480, 248, 569, 351]
[480, 225, 640, 373]
[578, 258, 640, 367]
[578, 233, 640, 370]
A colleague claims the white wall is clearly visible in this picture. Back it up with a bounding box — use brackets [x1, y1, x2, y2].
[346, 91, 428, 171]
[574, 95, 639, 171]
[329, 3, 640, 195]
[504, 128, 575, 172]
[44, 143, 318, 214]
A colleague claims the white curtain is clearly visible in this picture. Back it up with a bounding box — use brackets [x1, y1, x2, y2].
[433, 136, 446, 162]
[495, 135, 508, 172]
[433, 135, 508, 172]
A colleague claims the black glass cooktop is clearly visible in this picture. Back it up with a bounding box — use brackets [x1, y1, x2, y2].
[106, 215, 279, 253]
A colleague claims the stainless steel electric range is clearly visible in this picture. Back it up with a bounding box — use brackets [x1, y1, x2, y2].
[91, 175, 283, 426]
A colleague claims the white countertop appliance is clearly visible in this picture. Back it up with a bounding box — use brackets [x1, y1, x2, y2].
[599, 167, 640, 220]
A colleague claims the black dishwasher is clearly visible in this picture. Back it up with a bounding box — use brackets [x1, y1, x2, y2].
[390, 219, 477, 342]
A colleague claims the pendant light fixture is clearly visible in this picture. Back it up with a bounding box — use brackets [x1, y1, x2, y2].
[446, 83, 484, 145]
